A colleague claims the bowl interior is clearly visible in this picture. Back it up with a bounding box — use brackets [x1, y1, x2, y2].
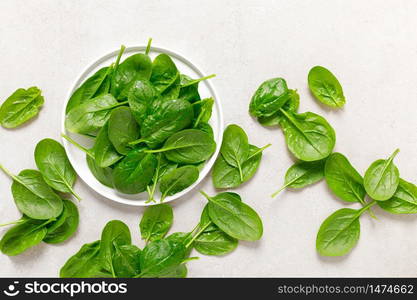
[62, 46, 223, 206]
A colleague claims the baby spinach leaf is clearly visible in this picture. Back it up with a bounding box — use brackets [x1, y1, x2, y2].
[202, 191, 263, 241]
[111, 52, 152, 99]
[258, 89, 299, 127]
[86, 155, 113, 187]
[0, 166, 63, 220]
[93, 122, 123, 168]
[112, 149, 157, 194]
[325, 153, 366, 203]
[308, 66, 345, 108]
[272, 159, 325, 197]
[131, 99, 193, 149]
[99, 220, 132, 273]
[316, 208, 361, 257]
[150, 54, 179, 93]
[194, 229, 238, 256]
[279, 110, 336, 161]
[140, 204, 173, 243]
[178, 74, 201, 103]
[378, 179, 417, 214]
[220, 124, 250, 181]
[195, 122, 214, 139]
[43, 199, 79, 244]
[193, 98, 214, 127]
[128, 79, 158, 125]
[65, 94, 127, 135]
[159, 73, 181, 101]
[108, 106, 140, 155]
[66, 66, 112, 113]
[364, 149, 400, 201]
[213, 144, 270, 189]
[0, 87, 44, 128]
[34, 138, 80, 201]
[147, 129, 216, 164]
[159, 166, 199, 201]
[146, 154, 177, 203]
[112, 244, 141, 278]
[194, 204, 238, 256]
[249, 78, 290, 117]
[0, 219, 48, 256]
[60, 240, 112, 278]
[138, 239, 186, 278]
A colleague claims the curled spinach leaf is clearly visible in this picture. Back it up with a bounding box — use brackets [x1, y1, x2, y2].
[249, 77, 289, 117]
[258, 89, 299, 127]
[0, 87, 44, 128]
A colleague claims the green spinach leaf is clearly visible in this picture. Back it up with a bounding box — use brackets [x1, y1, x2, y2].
[0, 87, 44, 128]
[159, 166, 199, 201]
[325, 153, 366, 203]
[364, 149, 400, 201]
[150, 54, 179, 93]
[34, 138, 80, 201]
[112, 244, 141, 278]
[249, 78, 289, 117]
[279, 110, 336, 161]
[378, 179, 417, 214]
[140, 204, 173, 243]
[308, 66, 345, 108]
[108, 106, 140, 155]
[93, 122, 123, 168]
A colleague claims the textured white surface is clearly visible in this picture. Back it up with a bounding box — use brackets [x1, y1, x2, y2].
[1, 0, 417, 277]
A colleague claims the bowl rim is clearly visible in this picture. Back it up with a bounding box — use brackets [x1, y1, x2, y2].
[61, 45, 224, 206]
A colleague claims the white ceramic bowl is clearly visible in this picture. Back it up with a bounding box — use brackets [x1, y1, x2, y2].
[62, 46, 223, 206]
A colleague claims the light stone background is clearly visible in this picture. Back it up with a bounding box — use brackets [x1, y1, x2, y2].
[1, 0, 417, 277]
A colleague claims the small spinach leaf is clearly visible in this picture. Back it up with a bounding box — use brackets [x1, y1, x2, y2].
[308, 66, 345, 108]
[378, 179, 417, 214]
[127, 79, 158, 125]
[202, 191, 263, 241]
[43, 199, 79, 244]
[220, 124, 249, 181]
[279, 110, 336, 161]
[364, 149, 400, 201]
[249, 78, 289, 117]
[150, 54, 179, 93]
[94, 122, 123, 168]
[272, 159, 325, 197]
[108, 106, 140, 155]
[325, 153, 366, 203]
[140, 204, 173, 243]
[34, 138, 80, 200]
[86, 155, 113, 188]
[147, 129, 216, 164]
[0, 166, 63, 220]
[0, 87, 44, 128]
[112, 149, 157, 194]
[258, 89, 299, 127]
[159, 166, 199, 201]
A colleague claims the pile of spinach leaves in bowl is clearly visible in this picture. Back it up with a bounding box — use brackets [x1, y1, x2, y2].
[63, 39, 217, 203]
